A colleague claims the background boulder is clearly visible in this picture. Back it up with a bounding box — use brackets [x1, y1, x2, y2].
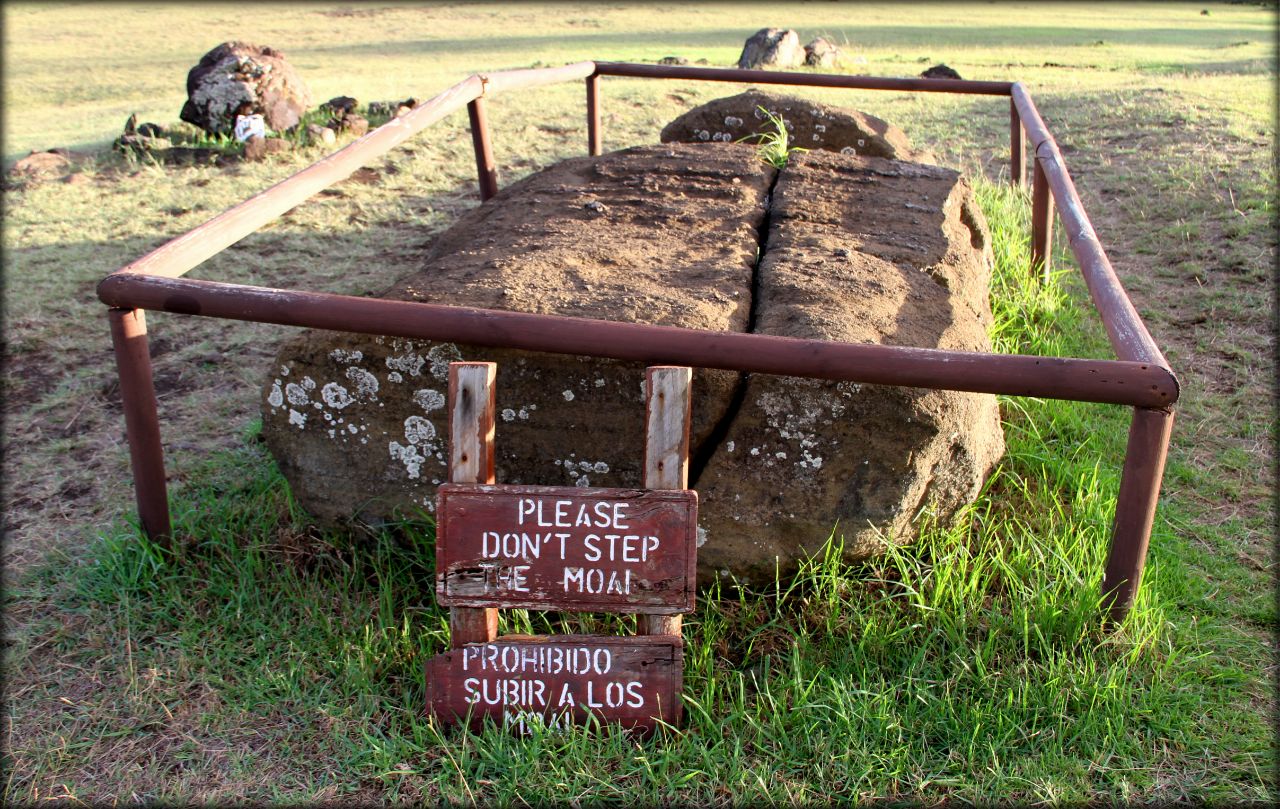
[804, 37, 842, 68]
[737, 28, 802, 69]
[661, 89, 922, 161]
[180, 41, 312, 135]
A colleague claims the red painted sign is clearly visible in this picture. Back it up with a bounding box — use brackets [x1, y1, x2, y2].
[426, 635, 682, 734]
[436, 483, 697, 613]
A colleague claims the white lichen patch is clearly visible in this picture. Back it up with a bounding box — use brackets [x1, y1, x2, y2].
[386, 351, 426, 377]
[752, 380, 841, 477]
[726, 441, 736, 453]
[285, 382, 309, 407]
[321, 382, 353, 409]
[404, 416, 436, 445]
[562, 390, 575, 401]
[329, 348, 364, 364]
[346, 367, 379, 400]
[427, 344, 462, 380]
[288, 409, 306, 428]
[387, 371, 403, 383]
[696, 526, 708, 547]
[501, 408, 516, 422]
[267, 380, 284, 408]
[414, 389, 445, 412]
[389, 414, 442, 479]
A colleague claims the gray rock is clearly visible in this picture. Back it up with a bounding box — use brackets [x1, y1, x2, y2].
[660, 89, 923, 161]
[180, 41, 312, 135]
[804, 37, 842, 68]
[737, 28, 802, 69]
[307, 123, 337, 146]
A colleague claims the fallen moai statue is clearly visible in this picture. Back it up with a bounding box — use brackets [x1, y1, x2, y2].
[261, 109, 1004, 584]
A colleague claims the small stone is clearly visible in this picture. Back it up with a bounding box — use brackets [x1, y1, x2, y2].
[323, 95, 359, 115]
[920, 63, 962, 80]
[264, 137, 292, 154]
[657, 56, 689, 66]
[307, 123, 336, 145]
[804, 37, 842, 68]
[337, 113, 369, 137]
[584, 200, 607, 215]
[243, 134, 267, 161]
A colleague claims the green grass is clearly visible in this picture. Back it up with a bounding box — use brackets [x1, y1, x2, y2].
[5, 180, 1271, 804]
[743, 105, 809, 169]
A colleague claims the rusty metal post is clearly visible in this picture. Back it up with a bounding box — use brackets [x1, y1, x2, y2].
[107, 308, 171, 543]
[1031, 154, 1055, 283]
[1010, 98, 1025, 189]
[467, 97, 499, 201]
[1102, 407, 1174, 623]
[586, 73, 603, 156]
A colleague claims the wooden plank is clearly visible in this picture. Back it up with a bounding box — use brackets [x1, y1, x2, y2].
[638, 366, 692, 636]
[447, 362, 499, 647]
[436, 484, 697, 613]
[426, 634, 682, 734]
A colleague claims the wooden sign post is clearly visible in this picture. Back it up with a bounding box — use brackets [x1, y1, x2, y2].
[426, 363, 695, 734]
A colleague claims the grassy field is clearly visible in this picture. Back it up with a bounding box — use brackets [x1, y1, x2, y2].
[3, 1, 1275, 804]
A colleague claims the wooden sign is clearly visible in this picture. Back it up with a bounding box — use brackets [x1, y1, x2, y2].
[426, 635, 682, 734]
[436, 483, 698, 614]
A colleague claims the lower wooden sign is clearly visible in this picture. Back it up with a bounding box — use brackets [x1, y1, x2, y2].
[425, 635, 682, 734]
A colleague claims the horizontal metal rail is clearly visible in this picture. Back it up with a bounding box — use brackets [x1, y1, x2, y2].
[97, 273, 1176, 408]
[1012, 83, 1169, 370]
[594, 62, 1014, 95]
[98, 59, 1178, 622]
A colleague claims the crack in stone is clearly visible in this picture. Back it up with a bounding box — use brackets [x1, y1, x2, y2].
[689, 165, 781, 488]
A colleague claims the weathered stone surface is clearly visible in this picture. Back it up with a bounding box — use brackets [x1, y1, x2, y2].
[180, 42, 312, 135]
[694, 149, 1003, 583]
[804, 37, 842, 68]
[661, 90, 921, 161]
[737, 28, 802, 69]
[261, 143, 775, 525]
[261, 128, 1004, 581]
